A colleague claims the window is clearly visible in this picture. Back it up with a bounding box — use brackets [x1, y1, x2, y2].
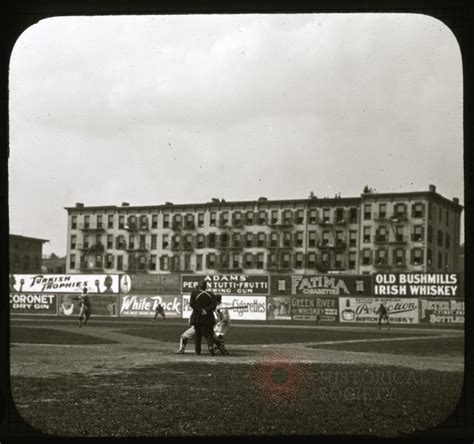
[428, 226, 433, 243]
[437, 230, 443, 247]
[281, 253, 291, 269]
[308, 231, 316, 248]
[322, 231, 331, 246]
[349, 208, 358, 223]
[393, 249, 405, 266]
[412, 202, 425, 218]
[220, 211, 229, 226]
[232, 253, 240, 270]
[395, 226, 404, 242]
[106, 254, 114, 269]
[95, 254, 103, 268]
[363, 227, 371, 243]
[117, 255, 123, 271]
[258, 210, 267, 225]
[363, 204, 372, 220]
[295, 252, 304, 269]
[185, 213, 194, 228]
[219, 253, 229, 270]
[282, 210, 293, 225]
[296, 209, 304, 224]
[439, 206, 442, 222]
[438, 251, 442, 269]
[244, 253, 253, 269]
[184, 234, 193, 249]
[149, 255, 156, 271]
[84, 235, 90, 249]
[161, 255, 169, 271]
[162, 234, 169, 249]
[152, 214, 158, 229]
[321, 252, 330, 267]
[232, 233, 241, 248]
[412, 249, 423, 266]
[97, 214, 103, 228]
[184, 254, 191, 271]
[210, 212, 217, 227]
[151, 234, 157, 250]
[128, 235, 135, 250]
[95, 234, 102, 245]
[309, 209, 318, 224]
[362, 249, 371, 265]
[412, 226, 424, 242]
[245, 211, 254, 225]
[283, 232, 292, 247]
[69, 254, 76, 269]
[172, 255, 180, 272]
[335, 208, 344, 223]
[140, 215, 148, 229]
[293, 231, 302, 248]
[128, 215, 136, 228]
[245, 233, 253, 248]
[378, 203, 387, 219]
[107, 234, 113, 249]
[208, 233, 217, 248]
[445, 252, 448, 270]
[335, 253, 343, 268]
[172, 235, 181, 250]
[220, 233, 229, 248]
[163, 214, 170, 228]
[196, 254, 203, 271]
[232, 211, 242, 226]
[322, 208, 331, 223]
[348, 252, 356, 269]
[254, 232, 264, 248]
[394, 203, 406, 218]
[119, 215, 125, 229]
[271, 210, 279, 225]
[427, 248, 432, 266]
[376, 249, 387, 265]
[349, 230, 357, 247]
[198, 213, 205, 227]
[173, 214, 182, 228]
[72, 216, 77, 229]
[71, 235, 76, 249]
[197, 234, 205, 249]
[446, 209, 449, 227]
[445, 233, 450, 249]
[268, 252, 278, 269]
[307, 252, 316, 269]
[335, 231, 344, 245]
[256, 253, 264, 269]
[376, 226, 387, 242]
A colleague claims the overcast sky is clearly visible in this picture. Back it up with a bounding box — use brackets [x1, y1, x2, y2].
[9, 13, 463, 256]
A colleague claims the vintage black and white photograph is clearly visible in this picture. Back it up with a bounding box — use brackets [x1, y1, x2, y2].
[8, 13, 464, 437]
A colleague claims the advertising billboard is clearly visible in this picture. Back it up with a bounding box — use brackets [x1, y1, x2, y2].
[182, 294, 267, 321]
[181, 274, 269, 295]
[271, 275, 372, 296]
[9, 274, 120, 294]
[373, 273, 461, 297]
[266, 296, 291, 320]
[58, 294, 119, 317]
[128, 274, 181, 294]
[291, 296, 339, 322]
[339, 297, 419, 324]
[419, 299, 464, 324]
[119, 294, 182, 318]
[9, 293, 58, 315]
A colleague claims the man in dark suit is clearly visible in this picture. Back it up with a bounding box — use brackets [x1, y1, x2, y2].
[189, 280, 217, 355]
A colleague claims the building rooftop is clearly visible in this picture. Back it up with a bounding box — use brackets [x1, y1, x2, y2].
[10, 234, 49, 243]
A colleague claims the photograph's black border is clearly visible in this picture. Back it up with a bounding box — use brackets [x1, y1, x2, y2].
[1, 0, 472, 442]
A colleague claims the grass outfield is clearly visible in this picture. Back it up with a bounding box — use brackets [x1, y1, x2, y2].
[309, 337, 465, 357]
[11, 362, 462, 437]
[10, 327, 119, 345]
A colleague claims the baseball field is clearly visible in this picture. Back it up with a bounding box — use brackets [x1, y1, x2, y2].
[9, 316, 464, 437]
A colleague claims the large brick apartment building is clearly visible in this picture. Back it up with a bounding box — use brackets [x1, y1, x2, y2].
[64, 185, 462, 275]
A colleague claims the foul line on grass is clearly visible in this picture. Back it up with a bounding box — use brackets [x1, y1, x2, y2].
[311, 335, 454, 346]
[11, 342, 107, 348]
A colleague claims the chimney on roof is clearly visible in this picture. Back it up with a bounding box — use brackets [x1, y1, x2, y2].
[258, 197, 268, 201]
[211, 198, 220, 203]
[429, 184, 436, 193]
[453, 197, 459, 205]
[75, 202, 84, 208]
[165, 202, 173, 205]
[122, 202, 130, 207]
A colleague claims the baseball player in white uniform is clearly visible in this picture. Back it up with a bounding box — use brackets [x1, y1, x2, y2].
[175, 294, 230, 355]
